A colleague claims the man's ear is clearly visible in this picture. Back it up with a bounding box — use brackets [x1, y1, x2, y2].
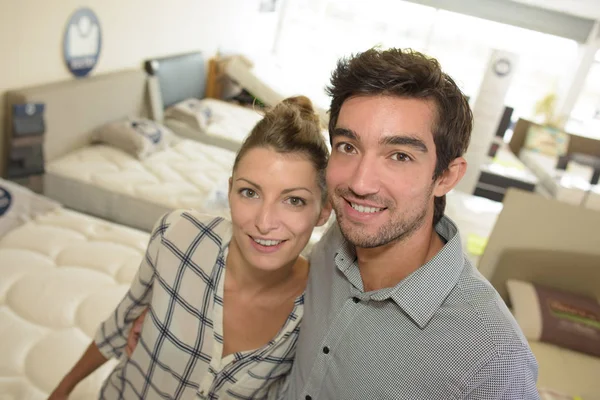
[433, 157, 467, 197]
[316, 199, 333, 227]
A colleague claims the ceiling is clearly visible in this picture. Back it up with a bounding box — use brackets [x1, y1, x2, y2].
[509, 0, 600, 20]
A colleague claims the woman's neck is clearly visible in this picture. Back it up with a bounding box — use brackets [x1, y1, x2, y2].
[225, 239, 306, 296]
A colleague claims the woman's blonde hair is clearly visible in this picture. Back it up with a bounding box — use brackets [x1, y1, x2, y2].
[233, 96, 329, 203]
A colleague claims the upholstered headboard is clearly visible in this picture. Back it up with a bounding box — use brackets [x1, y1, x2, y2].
[479, 188, 600, 302]
[5, 69, 149, 162]
[144, 51, 206, 109]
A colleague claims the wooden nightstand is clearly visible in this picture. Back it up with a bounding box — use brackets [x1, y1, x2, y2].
[3, 103, 45, 193]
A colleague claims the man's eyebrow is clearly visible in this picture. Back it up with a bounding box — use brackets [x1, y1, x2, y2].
[380, 135, 428, 153]
[330, 127, 357, 141]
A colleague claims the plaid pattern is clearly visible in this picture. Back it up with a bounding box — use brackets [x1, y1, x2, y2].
[94, 210, 302, 399]
[285, 216, 540, 399]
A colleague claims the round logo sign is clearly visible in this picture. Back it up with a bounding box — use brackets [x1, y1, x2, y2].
[63, 8, 102, 78]
[0, 187, 12, 217]
[493, 58, 512, 77]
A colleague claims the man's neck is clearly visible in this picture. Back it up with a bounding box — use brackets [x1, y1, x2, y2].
[356, 220, 445, 292]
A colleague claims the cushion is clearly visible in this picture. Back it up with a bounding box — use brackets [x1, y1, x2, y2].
[507, 279, 600, 357]
[164, 98, 213, 132]
[523, 125, 570, 157]
[91, 118, 177, 159]
[0, 178, 61, 237]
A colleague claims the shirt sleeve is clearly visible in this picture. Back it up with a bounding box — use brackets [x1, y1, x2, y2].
[463, 344, 540, 400]
[93, 211, 177, 359]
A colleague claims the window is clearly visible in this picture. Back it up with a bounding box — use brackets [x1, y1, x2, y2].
[274, 0, 579, 122]
[568, 49, 600, 139]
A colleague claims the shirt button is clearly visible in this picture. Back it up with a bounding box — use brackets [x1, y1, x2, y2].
[352, 297, 360, 303]
[305, 396, 312, 400]
[323, 346, 330, 354]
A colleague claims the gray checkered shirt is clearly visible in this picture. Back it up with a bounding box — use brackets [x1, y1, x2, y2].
[284, 215, 540, 399]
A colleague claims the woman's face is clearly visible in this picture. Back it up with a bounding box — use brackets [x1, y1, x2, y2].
[228, 147, 330, 272]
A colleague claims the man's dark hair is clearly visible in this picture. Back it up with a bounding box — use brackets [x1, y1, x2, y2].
[326, 48, 473, 226]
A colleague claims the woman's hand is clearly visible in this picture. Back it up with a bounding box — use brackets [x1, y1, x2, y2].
[126, 308, 148, 357]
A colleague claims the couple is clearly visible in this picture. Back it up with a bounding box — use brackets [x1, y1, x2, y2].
[50, 48, 539, 399]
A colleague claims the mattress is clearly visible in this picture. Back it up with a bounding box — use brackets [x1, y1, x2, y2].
[164, 98, 264, 152]
[224, 55, 330, 124]
[519, 149, 593, 206]
[0, 207, 148, 399]
[45, 140, 234, 233]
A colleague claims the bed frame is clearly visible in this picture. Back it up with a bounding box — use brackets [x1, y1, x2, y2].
[5, 69, 150, 163]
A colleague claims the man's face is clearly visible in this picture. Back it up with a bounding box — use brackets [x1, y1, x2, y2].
[326, 95, 440, 248]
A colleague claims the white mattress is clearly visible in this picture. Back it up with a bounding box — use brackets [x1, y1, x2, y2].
[519, 149, 593, 206]
[165, 98, 264, 152]
[224, 55, 330, 124]
[45, 140, 234, 232]
[0, 208, 148, 399]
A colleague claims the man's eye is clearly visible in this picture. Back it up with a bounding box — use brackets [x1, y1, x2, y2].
[336, 143, 356, 154]
[391, 153, 411, 162]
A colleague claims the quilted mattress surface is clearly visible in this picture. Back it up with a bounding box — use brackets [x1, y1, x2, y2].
[46, 139, 235, 213]
[0, 208, 148, 399]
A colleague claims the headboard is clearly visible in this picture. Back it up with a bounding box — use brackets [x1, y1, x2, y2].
[509, 118, 600, 158]
[5, 69, 149, 162]
[478, 188, 600, 302]
[144, 51, 206, 109]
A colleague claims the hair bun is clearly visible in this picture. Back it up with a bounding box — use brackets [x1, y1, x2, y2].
[282, 96, 319, 124]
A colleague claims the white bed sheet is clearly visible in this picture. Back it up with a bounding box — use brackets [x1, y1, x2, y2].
[0, 208, 148, 399]
[164, 98, 264, 151]
[45, 140, 234, 232]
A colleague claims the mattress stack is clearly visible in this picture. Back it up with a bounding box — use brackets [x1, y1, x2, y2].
[0, 209, 148, 399]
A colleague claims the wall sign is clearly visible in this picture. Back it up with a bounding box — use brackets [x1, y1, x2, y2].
[63, 8, 102, 78]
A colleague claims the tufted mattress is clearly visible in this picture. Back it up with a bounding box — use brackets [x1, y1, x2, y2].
[0, 208, 148, 399]
[44, 139, 235, 233]
[164, 98, 264, 152]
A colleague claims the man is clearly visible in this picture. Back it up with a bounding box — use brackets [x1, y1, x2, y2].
[285, 48, 539, 399]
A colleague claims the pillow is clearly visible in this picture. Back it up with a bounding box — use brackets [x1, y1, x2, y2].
[0, 179, 61, 238]
[523, 125, 570, 157]
[164, 98, 213, 132]
[507, 279, 600, 357]
[92, 118, 177, 159]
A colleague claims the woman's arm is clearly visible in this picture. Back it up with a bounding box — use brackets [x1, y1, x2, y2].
[47, 212, 177, 399]
[47, 342, 107, 399]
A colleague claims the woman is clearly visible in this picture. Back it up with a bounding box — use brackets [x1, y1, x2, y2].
[48, 96, 331, 399]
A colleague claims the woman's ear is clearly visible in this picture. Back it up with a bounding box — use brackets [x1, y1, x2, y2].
[316, 200, 333, 227]
[228, 177, 233, 198]
[433, 157, 467, 197]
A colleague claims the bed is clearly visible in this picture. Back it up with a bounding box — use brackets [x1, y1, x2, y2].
[145, 52, 331, 153]
[144, 52, 265, 152]
[479, 189, 600, 397]
[5, 69, 236, 233]
[0, 179, 148, 399]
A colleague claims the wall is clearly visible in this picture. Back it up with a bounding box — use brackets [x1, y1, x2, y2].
[0, 0, 281, 173]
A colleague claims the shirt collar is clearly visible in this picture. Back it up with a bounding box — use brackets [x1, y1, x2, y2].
[334, 215, 466, 329]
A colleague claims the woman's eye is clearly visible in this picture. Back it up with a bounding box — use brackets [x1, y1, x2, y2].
[286, 197, 306, 207]
[240, 188, 258, 198]
[391, 152, 411, 162]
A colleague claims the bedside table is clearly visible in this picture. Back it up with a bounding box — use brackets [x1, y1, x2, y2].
[3, 103, 46, 193]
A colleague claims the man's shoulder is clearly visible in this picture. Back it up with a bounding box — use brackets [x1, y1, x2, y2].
[446, 262, 531, 352]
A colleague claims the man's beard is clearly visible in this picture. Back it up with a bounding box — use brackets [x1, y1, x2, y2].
[332, 185, 433, 249]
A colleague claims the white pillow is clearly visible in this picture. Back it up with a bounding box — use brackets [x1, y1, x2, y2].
[164, 98, 213, 132]
[92, 117, 178, 159]
[0, 179, 61, 238]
